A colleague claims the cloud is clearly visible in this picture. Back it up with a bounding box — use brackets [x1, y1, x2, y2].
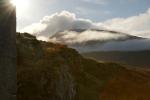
[21, 8, 150, 42]
[50, 30, 128, 44]
[21, 11, 99, 37]
[102, 8, 150, 37]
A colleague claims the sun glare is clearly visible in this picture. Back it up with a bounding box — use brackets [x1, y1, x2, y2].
[11, 0, 29, 14]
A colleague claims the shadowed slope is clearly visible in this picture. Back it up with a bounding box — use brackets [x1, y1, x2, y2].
[17, 33, 150, 100]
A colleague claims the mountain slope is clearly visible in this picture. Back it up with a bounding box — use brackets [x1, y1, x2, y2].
[17, 33, 150, 100]
[49, 29, 150, 52]
[82, 51, 150, 69]
[50, 29, 142, 45]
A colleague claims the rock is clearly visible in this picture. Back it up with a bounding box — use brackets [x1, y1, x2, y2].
[0, 0, 16, 100]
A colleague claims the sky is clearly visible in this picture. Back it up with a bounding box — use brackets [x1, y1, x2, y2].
[17, 0, 150, 40]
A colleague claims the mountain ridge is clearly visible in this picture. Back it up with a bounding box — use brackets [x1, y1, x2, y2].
[50, 29, 143, 45]
[17, 33, 150, 100]
[51, 29, 144, 39]
[49, 29, 150, 52]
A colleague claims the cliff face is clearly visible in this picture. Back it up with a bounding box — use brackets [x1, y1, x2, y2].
[0, 0, 16, 100]
[17, 33, 150, 100]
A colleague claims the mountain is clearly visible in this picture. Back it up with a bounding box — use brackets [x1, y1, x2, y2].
[83, 51, 150, 69]
[17, 33, 150, 100]
[49, 29, 150, 52]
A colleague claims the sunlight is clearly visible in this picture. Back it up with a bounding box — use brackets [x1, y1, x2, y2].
[11, 0, 29, 14]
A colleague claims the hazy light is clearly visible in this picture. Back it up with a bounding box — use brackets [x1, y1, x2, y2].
[11, 0, 29, 14]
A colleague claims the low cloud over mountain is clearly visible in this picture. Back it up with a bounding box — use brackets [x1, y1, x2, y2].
[49, 29, 129, 44]
[49, 29, 150, 52]
[21, 11, 100, 39]
[21, 8, 150, 40]
[21, 8, 150, 52]
[103, 8, 150, 38]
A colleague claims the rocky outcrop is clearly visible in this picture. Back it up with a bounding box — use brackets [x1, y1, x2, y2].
[17, 33, 150, 100]
[0, 0, 16, 100]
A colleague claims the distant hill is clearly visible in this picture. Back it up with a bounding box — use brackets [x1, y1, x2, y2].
[50, 29, 142, 43]
[83, 51, 150, 69]
[49, 29, 150, 52]
[17, 33, 150, 100]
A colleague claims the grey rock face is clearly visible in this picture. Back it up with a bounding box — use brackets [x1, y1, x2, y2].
[55, 65, 76, 100]
[0, 0, 16, 100]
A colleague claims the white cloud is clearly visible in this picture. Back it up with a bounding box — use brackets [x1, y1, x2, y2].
[102, 8, 150, 37]
[21, 8, 150, 42]
[21, 11, 99, 38]
[50, 30, 128, 44]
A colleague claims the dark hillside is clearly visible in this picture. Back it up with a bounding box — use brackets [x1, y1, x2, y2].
[17, 33, 150, 100]
[83, 51, 150, 69]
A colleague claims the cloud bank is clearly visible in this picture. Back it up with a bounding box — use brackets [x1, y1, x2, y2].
[103, 8, 150, 38]
[21, 8, 150, 42]
[49, 30, 128, 44]
[21, 11, 99, 38]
